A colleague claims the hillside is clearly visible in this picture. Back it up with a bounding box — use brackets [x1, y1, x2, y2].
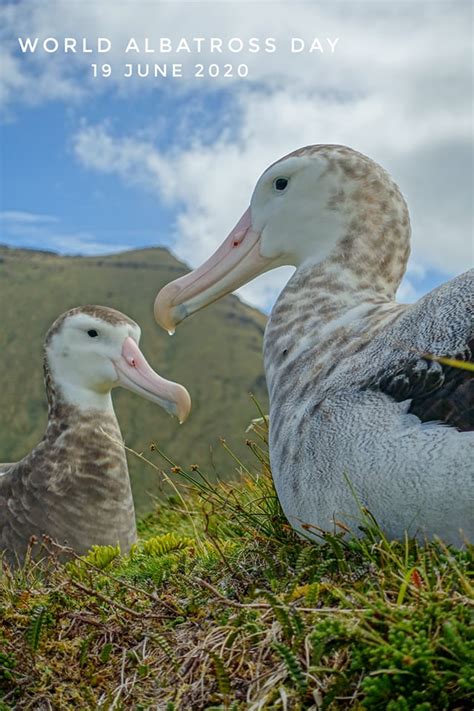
[0, 244, 268, 513]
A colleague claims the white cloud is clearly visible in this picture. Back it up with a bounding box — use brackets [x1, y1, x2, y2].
[0, 210, 130, 255]
[0, 49, 29, 108]
[0, 210, 58, 224]
[1, 2, 472, 107]
[2, 1, 472, 308]
[72, 76, 472, 308]
[396, 278, 419, 304]
[45, 234, 132, 255]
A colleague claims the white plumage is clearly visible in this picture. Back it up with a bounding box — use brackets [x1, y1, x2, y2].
[155, 144, 473, 546]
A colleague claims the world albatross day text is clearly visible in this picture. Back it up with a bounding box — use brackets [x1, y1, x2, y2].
[18, 36, 340, 80]
[17, 36, 340, 55]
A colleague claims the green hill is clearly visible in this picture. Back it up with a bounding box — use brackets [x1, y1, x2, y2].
[0, 244, 268, 513]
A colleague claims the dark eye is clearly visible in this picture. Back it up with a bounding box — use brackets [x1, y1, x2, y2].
[87, 329, 99, 338]
[274, 177, 289, 192]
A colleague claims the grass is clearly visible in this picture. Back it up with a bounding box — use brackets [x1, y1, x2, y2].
[0, 417, 472, 709]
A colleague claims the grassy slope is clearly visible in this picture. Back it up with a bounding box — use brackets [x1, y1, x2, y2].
[0, 245, 268, 513]
[0, 424, 472, 710]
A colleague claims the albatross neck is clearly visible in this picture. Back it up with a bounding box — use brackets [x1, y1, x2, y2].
[43, 357, 118, 440]
[264, 249, 408, 403]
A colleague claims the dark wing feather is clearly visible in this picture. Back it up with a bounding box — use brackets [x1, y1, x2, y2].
[364, 339, 474, 432]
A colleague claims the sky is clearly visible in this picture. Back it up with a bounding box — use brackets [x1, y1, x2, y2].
[0, 0, 472, 311]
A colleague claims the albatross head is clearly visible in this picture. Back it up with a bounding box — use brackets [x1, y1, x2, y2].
[45, 305, 191, 422]
[155, 144, 410, 332]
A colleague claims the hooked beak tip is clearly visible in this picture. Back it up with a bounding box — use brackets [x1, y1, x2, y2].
[116, 337, 191, 423]
[174, 385, 192, 424]
[154, 283, 181, 333]
[154, 206, 267, 332]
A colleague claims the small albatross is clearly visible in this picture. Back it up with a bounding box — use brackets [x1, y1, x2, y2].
[0, 305, 191, 565]
[155, 144, 473, 546]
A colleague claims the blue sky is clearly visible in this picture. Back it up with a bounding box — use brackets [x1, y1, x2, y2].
[0, 83, 241, 254]
[0, 1, 472, 310]
[1, 98, 176, 251]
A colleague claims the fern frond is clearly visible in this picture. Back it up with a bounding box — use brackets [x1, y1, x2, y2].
[26, 605, 48, 652]
[210, 651, 231, 696]
[141, 533, 193, 557]
[273, 641, 307, 692]
[154, 634, 175, 661]
[257, 589, 294, 638]
[82, 544, 121, 569]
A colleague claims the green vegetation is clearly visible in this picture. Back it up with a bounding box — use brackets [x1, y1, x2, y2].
[1, 419, 472, 710]
[0, 245, 267, 513]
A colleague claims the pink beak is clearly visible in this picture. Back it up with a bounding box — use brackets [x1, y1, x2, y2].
[114, 337, 191, 423]
[154, 208, 275, 333]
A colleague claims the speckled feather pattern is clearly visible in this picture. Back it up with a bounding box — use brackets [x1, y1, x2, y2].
[263, 146, 473, 545]
[0, 408, 136, 565]
[0, 306, 138, 565]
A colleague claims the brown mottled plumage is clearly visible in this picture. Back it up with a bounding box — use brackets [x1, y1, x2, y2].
[0, 305, 190, 565]
[0, 405, 135, 565]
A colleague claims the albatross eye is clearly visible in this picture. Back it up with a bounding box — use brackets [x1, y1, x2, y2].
[87, 329, 99, 338]
[273, 177, 289, 192]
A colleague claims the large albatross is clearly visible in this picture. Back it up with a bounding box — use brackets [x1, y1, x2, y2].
[0, 305, 191, 565]
[155, 144, 473, 546]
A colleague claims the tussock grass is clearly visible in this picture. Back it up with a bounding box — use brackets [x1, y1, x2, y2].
[0, 418, 472, 709]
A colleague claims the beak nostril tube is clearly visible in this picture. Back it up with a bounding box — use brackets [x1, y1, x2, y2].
[125, 355, 136, 366]
[153, 206, 273, 335]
